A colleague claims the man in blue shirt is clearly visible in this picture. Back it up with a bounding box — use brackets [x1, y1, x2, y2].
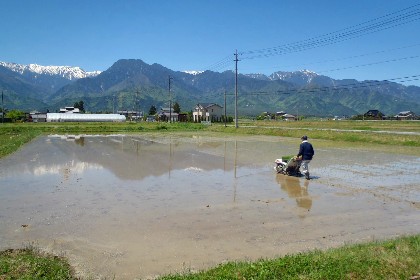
[297, 135, 315, 180]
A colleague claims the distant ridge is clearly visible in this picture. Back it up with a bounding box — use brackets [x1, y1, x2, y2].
[0, 59, 419, 116]
[0, 62, 101, 80]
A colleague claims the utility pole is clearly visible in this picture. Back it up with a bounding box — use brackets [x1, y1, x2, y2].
[113, 94, 115, 114]
[136, 89, 140, 122]
[234, 50, 239, 128]
[1, 91, 4, 124]
[224, 90, 227, 127]
[168, 75, 173, 123]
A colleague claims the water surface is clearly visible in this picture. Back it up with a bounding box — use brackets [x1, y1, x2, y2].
[0, 133, 419, 279]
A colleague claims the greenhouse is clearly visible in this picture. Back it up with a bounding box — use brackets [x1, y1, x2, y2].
[46, 113, 126, 122]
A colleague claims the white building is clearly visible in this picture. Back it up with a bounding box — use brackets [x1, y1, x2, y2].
[158, 108, 179, 122]
[46, 113, 126, 122]
[59, 106, 80, 113]
[193, 103, 223, 122]
[29, 111, 47, 122]
[394, 111, 417, 120]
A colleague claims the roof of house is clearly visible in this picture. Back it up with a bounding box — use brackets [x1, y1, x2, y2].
[159, 112, 178, 116]
[196, 103, 222, 109]
[397, 111, 414, 115]
[31, 114, 47, 118]
[160, 108, 175, 113]
[365, 109, 383, 116]
[395, 111, 416, 117]
[118, 110, 141, 113]
[60, 107, 80, 113]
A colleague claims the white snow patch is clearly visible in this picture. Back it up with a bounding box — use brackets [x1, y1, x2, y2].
[182, 70, 204, 75]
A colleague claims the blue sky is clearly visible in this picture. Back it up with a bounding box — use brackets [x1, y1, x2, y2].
[1, 0, 420, 86]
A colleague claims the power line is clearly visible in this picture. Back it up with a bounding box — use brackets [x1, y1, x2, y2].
[197, 3, 420, 97]
[193, 73, 420, 101]
[206, 55, 233, 72]
[235, 74, 420, 96]
[202, 4, 420, 76]
[240, 4, 420, 60]
[316, 55, 420, 74]
[206, 42, 420, 81]
[241, 42, 420, 73]
[245, 3, 420, 55]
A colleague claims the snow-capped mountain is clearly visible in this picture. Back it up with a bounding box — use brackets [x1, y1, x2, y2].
[182, 70, 204, 75]
[0, 62, 101, 80]
[245, 73, 270, 80]
[269, 70, 319, 85]
[246, 70, 322, 85]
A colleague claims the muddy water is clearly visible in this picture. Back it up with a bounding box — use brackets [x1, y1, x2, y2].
[0, 133, 419, 279]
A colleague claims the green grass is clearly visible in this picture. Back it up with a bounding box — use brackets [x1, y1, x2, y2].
[207, 120, 420, 147]
[158, 235, 420, 280]
[0, 126, 42, 158]
[1, 235, 419, 279]
[243, 119, 420, 132]
[0, 122, 206, 158]
[0, 247, 76, 280]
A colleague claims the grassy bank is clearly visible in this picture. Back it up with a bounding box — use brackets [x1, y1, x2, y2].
[239, 119, 420, 132]
[0, 122, 205, 158]
[209, 119, 420, 147]
[1, 235, 419, 279]
[0, 126, 42, 158]
[0, 246, 74, 279]
[158, 235, 420, 280]
[208, 125, 420, 147]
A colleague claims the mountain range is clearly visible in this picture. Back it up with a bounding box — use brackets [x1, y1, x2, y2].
[0, 59, 419, 117]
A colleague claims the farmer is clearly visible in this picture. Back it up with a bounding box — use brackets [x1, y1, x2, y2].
[297, 135, 315, 180]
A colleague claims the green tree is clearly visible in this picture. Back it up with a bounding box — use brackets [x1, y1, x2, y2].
[6, 110, 25, 122]
[173, 102, 181, 114]
[187, 110, 193, 122]
[74, 100, 85, 113]
[149, 105, 157, 115]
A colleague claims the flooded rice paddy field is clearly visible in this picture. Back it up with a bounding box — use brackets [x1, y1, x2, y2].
[0, 133, 419, 279]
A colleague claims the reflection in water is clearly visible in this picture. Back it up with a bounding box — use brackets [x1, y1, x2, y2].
[75, 137, 85, 146]
[37, 134, 264, 182]
[276, 174, 312, 216]
[43, 134, 238, 180]
[33, 161, 103, 176]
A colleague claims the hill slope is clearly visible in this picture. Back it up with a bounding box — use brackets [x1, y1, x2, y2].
[1, 59, 419, 116]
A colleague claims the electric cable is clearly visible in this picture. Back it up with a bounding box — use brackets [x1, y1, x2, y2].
[241, 5, 420, 59]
